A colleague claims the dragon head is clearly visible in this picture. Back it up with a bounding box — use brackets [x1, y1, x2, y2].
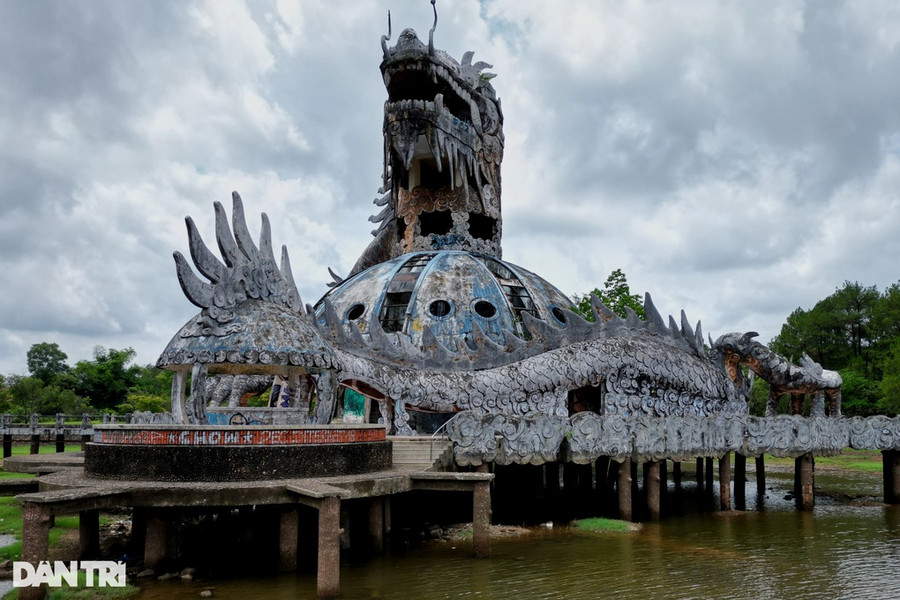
[711, 331, 760, 404]
[363, 5, 504, 269]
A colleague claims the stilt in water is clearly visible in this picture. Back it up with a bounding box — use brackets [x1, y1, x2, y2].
[734, 454, 746, 511]
[646, 461, 661, 520]
[885, 450, 900, 504]
[755, 455, 766, 508]
[618, 459, 633, 522]
[719, 453, 731, 511]
[794, 453, 815, 511]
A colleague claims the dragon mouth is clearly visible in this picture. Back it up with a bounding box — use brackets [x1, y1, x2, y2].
[383, 59, 482, 140]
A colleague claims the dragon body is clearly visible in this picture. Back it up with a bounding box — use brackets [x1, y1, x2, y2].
[157, 12, 841, 442]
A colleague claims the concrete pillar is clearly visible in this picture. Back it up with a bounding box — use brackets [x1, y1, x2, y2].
[719, 453, 732, 511]
[734, 454, 746, 511]
[368, 497, 384, 553]
[695, 458, 704, 494]
[279, 508, 299, 572]
[755, 455, 766, 508]
[20, 503, 52, 600]
[30, 434, 40, 455]
[144, 512, 167, 569]
[2, 433, 11, 458]
[473, 481, 491, 558]
[646, 461, 661, 520]
[55, 433, 65, 453]
[79, 509, 100, 559]
[317, 496, 341, 599]
[795, 453, 815, 511]
[884, 450, 900, 504]
[617, 459, 633, 522]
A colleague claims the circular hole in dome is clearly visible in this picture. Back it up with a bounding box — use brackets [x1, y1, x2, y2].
[347, 303, 366, 321]
[551, 306, 568, 325]
[429, 300, 452, 318]
[474, 300, 497, 319]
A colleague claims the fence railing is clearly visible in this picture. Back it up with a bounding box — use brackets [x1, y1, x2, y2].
[0, 413, 125, 458]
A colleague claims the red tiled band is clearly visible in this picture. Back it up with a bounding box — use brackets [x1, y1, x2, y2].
[95, 428, 386, 446]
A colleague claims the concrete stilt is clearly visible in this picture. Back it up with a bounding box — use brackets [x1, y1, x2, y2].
[473, 481, 491, 558]
[695, 458, 704, 494]
[705, 457, 714, 509]
[734, 454, 746, 511]
[144, 512, 167, 569]
[646, 461, 661, 520]
[20, 502, 52, 600]
[884, 450, 900, 504]
[368, 497, 384, 553]
[617, 459, 633, 522]
[795, 453, 815, 511]
[317, 496, 341, 599]
[79, 509, 100, 559]
[279, 508, 299, 572]
[755, 455, 766, 507]
[719, 453, 731, 511]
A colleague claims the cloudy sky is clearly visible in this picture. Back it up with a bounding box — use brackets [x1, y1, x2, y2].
[2, 0, 899, 376]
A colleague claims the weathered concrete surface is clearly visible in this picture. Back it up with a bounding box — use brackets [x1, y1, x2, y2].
[19, 502, 52, 600]
[317, 496, 341, 599]
[84, 440, 392, 481]
[279, 508, 299, 572]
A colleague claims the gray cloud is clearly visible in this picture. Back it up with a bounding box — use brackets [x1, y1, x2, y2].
[1, 0, 899, 374]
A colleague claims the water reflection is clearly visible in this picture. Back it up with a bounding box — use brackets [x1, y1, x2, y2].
[135, 470, 900, 600]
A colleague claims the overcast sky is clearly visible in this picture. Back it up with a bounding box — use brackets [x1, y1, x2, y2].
[2, 0, 899, 376]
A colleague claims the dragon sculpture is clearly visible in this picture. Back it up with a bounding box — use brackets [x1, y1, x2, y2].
[157, 7, 842, 451]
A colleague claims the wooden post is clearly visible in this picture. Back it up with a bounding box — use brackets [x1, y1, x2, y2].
[473, 481, 491, 558]
[279, 507, 299, 572]
[734, 454, 746, 511]
[144, 512, 167, 569]
[317, 496, 341, 599]
[795, 453, 815, 511]
[755, 455, 766, 508]
[719, 453, 732, 511]
[20, 503, 52, 600]
[368, 497, 384, 553]
[884, 450, 900, 504]
[646, 461, 661, 520]
[617, 459, 633, 522]
[79, 509, 100, 559]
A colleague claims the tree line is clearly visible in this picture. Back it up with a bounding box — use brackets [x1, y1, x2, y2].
[2, 275, 897, 418]
[768, 281, 900, 417]
[0, 343, 171, 415]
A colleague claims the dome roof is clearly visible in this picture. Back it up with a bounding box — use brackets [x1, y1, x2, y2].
[315, 251, 574, 349]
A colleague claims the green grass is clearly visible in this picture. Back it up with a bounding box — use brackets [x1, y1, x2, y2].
[1, 571, 139, 600]
[7, 445, 83, 456]
[761, 449, 883, 472]
[571, 517, 635, 533]
[0, 497, 80, 561]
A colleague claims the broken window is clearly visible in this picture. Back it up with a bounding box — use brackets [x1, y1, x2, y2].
[419, 210, 453, 237]
[468, 213, 496, 241]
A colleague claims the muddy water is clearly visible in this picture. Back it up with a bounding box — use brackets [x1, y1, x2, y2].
[136, 469, 900, 600]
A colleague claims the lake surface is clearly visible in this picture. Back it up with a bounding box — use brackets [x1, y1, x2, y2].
[134, 467, 900, 600]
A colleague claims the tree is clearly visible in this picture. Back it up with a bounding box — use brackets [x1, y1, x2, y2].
[573, 268, 646, 321]
[26, 342, 69, 385]
[71, 346, 142, 410]
[879, 339, 900, 416]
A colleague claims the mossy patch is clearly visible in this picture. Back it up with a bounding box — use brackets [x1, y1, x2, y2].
[571, 517, 640, 534]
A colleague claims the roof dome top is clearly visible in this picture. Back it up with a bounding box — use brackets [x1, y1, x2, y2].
[316, 251, 573, 351]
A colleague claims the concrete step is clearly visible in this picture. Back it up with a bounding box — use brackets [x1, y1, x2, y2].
[389, 437, 452, 469]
